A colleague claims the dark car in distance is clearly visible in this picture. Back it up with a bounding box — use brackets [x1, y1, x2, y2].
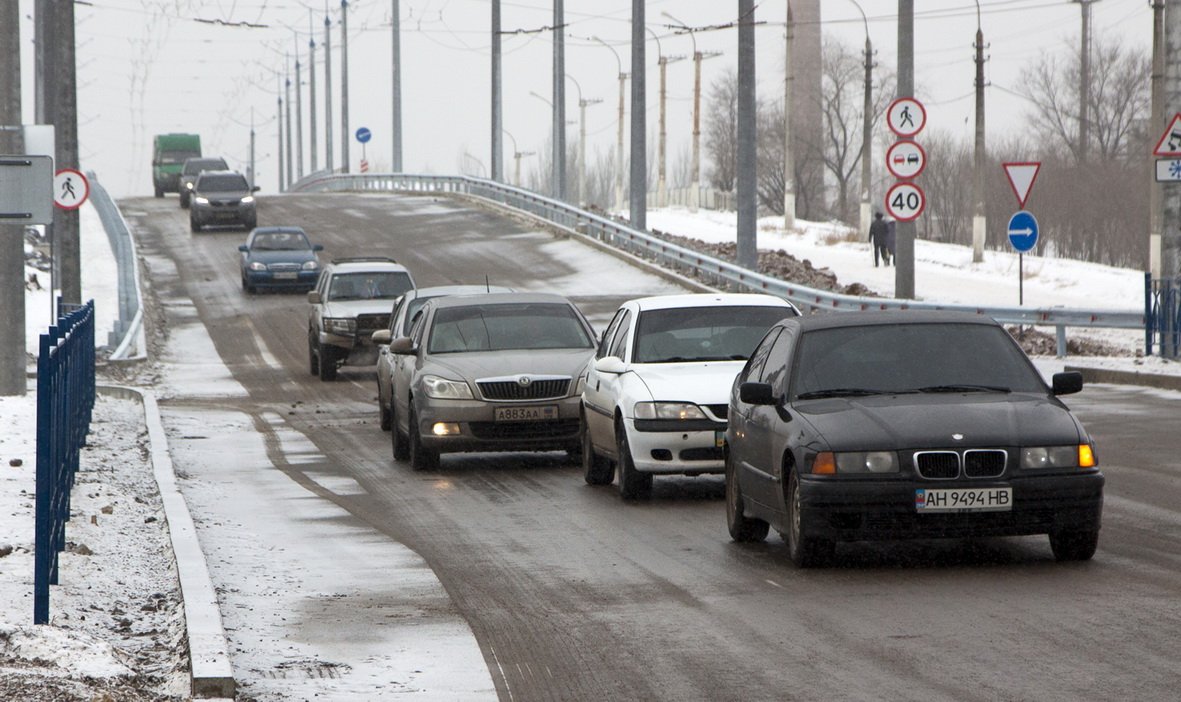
[178, 156, 229, 208]
[189, 170, 257, 232]
[238, 227, 323, 293]
[725, 311, 1103, 567]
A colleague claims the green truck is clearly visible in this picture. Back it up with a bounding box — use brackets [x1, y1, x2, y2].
[152, 133, 202, 197]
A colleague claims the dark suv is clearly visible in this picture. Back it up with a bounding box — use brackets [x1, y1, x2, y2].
[189, 171, 257, 232]
[178, 157, 229, 208]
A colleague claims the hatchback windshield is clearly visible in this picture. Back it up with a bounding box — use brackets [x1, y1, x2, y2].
[632, 306, 793, 363]
[327, 272, 413, 301]
[791, 322, 1047, 399]
[198, 174, 249, 192]
[428, 303, 592, 353]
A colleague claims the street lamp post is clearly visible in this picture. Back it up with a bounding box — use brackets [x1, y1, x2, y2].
[647, 27, 685, 209]
[594, 36, 628, 214]
[504, 130, 535, 187]
[662, 12, 719, 213]
[567, 74, 602, 207]
[848, 0, 873, 240]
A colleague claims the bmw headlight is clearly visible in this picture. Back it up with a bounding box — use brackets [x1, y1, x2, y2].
[241, 195, 255, 204]
[323, 317, 356, 336]
[301, 260, 320, 270]
[422, 374, 473, 400]
[248, 261, 267, 271]
[812, 451, 899, 474]
[1020, 445, 1094, 469]
[633, 402, 707, 420]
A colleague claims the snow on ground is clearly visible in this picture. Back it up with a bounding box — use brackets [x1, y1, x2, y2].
[3, 197, 1179, 699]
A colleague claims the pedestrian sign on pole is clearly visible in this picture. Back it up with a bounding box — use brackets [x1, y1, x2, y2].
[886, 97, 926, 138]
[1003, 162, 1041, 209]
[53, 169, 89, 210]
[885, 182, 926, 222]
[1153, 113, 1181, 156]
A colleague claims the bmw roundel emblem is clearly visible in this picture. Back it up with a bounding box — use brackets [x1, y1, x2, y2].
[952, 433, 964, 441]
[517, 376, 532, 387]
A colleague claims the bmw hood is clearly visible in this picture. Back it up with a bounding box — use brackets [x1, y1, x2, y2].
[630, 362, 745, 404]
[428, 348, 594, 385]
[798, 393, 1087, 450]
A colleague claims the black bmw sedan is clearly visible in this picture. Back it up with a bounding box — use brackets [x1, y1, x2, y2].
[725, 310, 1103, 567]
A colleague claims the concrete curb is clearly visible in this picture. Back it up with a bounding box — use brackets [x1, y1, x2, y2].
[1065, 366, 1181, 392]
[97, 385, 235, 699]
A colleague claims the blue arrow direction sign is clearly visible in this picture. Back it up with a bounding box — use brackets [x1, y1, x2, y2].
[355, 127, 372, 144]
[1007, 210, 1039, 253]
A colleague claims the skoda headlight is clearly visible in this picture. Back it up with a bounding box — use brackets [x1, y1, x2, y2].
[248, 261, 267, 271]
[323, 317, 355, 336]
[633, 402, 707, 420]
[422, 374, 473, 400]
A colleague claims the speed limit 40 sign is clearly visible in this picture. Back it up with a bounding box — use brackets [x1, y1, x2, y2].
[885, 182, 925, 222]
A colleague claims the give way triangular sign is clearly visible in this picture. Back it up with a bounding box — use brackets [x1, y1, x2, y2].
[1003, 162, 1041, 209]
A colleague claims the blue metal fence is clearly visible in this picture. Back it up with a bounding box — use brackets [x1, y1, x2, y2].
[34, 300, 97, 625]
[1146, 273, 1181, 358]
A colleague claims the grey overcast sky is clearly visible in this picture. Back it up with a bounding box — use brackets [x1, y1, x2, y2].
[16, 1, 1153, 199]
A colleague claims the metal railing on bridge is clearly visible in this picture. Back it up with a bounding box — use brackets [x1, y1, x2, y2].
[288, 172, 1145, 357]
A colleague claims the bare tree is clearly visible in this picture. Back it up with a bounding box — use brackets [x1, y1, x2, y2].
[704, 69, 740, 192]
[1019, 37, 1150, 162]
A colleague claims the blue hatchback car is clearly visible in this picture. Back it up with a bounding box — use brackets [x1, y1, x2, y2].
[238, 227, 324, 293]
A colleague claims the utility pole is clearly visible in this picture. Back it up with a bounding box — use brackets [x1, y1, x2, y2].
[295, 36, 304, 180]
[648, 28, 684, 209]
[324, 11, 334, 172]
[629, 0, 647, 230]
[567, 75, 600, 206]
[552, 0, 567, 200]
[53, 0, 80, 305]
[1, 0, 25, 395]
[850, 0, 873, 240]
[491, 0, 503, 182]
[340, 0, 350, 174]
[278, 89, 285, 191]
[736, 0, 757, 270]
[594, 37, 628, 215]
[662, 12, 720, 214]
[972, 2, 987, 263]
[249, 109, 256, 189]
[391, 0, 403, 171]
[309, 11, 318, 173]
[1164, 0, 1181, 285]
[285, 63, 293, 187]
[504, 131, 533, 187]
[895, 0, 915, 299]
[1149, 0, 1164, 278]
[1073, 0, 1099, 163]
[783, 3, 795, 230]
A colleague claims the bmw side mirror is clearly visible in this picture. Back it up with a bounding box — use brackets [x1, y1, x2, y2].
[252, 185, 261, 192]
[1051, 371, 1084, 396]
[237, 244, 248, 252]
[739, 382, 776, 406]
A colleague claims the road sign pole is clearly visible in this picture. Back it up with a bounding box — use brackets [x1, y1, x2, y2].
[1019, 253, 1024, 306]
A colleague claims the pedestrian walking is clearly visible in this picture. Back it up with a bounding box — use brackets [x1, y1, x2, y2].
[869, 211, 891, 267]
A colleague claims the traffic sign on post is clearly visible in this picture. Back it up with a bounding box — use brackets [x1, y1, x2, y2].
[1003, 162, 1041, 209]
[1007, 210, 1039, 253]
[886, 140, 926, 180]
[0, 155, 54, 224]
[54, 169, 89, 210]
[1153, 113, 1181, 156]
[886, 97, 926, 138]
[355, 127, 372, 144]
[885, 182, 926, 222]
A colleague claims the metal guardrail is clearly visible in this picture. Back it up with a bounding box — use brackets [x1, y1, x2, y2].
[35, 299, 96, 624]
[290, 172, 1145, 356]
[86, 171, 144, 360]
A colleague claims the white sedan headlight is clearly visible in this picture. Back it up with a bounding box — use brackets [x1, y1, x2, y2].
[633, 402, 707, 420]
[423, 375, 473, 400]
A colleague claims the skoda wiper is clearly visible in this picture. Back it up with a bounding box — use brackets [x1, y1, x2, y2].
[795, 388, 885, 400]
[915, 384, 1011, 394]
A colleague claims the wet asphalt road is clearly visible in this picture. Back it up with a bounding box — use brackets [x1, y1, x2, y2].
[125, 192, 1181, 701]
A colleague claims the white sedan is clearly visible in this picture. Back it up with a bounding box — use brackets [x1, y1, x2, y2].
[581, 293, 800, 499]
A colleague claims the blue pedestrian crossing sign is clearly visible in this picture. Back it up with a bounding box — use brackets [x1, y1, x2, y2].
[355, 127, 372, 144]
[1007, 210, 1039, 253]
